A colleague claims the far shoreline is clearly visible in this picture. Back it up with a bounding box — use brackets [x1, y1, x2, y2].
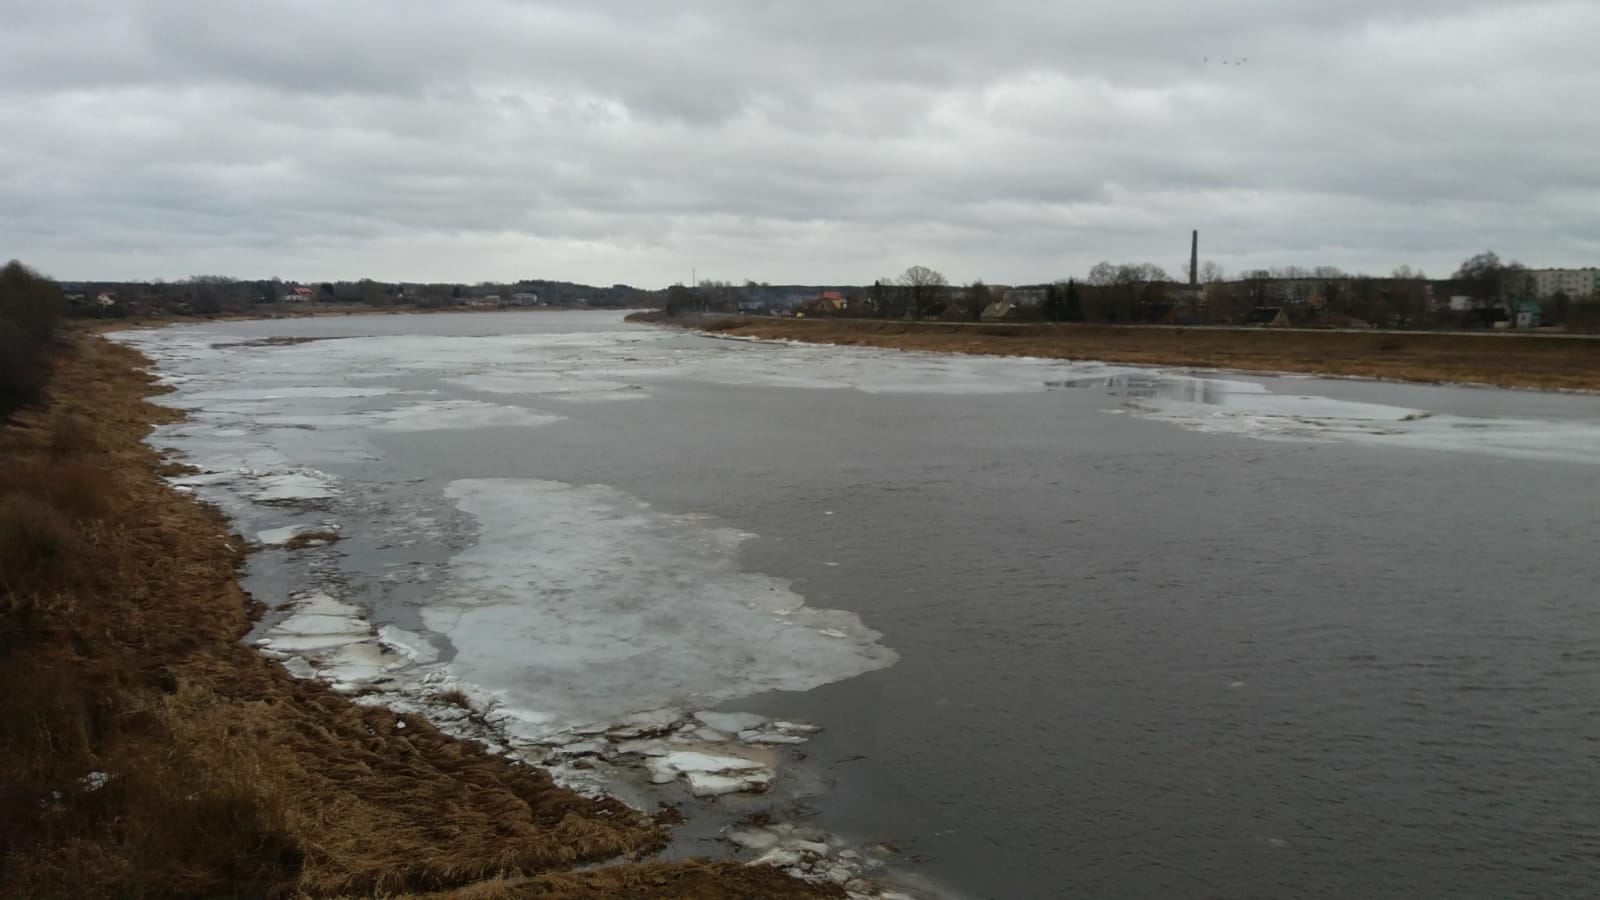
[630, 313, 1600, 393]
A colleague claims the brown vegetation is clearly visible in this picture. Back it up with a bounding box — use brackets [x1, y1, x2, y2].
[673, 316, 1600, 391]
[0, 333, 832, 899]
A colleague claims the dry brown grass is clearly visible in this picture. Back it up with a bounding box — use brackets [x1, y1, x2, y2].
[0, 494, 81, 593]
[436, 688, 474, 708]
[686, 317, 1600, 391]
[0, 332, 827, 899]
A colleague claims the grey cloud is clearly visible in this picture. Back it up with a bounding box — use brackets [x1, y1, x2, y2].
[0, 0, 1595, 283]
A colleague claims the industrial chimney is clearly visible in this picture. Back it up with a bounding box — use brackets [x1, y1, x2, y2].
[1189, 230, 1199, 286]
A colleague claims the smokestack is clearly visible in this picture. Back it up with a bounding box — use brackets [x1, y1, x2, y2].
[1189, 230, 1199, 286]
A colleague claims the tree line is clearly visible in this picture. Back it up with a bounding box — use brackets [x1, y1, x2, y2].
[666, 251, 1600, 332]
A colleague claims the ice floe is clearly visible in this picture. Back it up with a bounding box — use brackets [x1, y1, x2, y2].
[647, 751, 773, 797]
[247, 468, 339, 503]
[421, 478, 897, 733]
[257, 591, 372, 654]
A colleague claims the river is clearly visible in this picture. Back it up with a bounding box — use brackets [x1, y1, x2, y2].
[117, 310, 1600, 899]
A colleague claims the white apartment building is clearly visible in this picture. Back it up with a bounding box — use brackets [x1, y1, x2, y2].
[1524, 268, 1600, 299]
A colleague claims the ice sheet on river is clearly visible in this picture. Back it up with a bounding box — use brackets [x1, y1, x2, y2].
[115, 319, 1600, 466]
[423, 478, 898, 735]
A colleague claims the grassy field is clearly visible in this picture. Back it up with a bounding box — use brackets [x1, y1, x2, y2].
[0, 332, 833, 900]
[658, 315, 1600, 392]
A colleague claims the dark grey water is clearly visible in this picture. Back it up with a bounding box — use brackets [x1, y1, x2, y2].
[125, 312, 1600, 899]
[517, 363, 1600, 900]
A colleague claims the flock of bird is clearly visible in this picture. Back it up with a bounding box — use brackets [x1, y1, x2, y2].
[1203, 57, 1249, 65]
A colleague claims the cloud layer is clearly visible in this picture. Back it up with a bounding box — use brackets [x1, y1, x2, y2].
[3, 0, 1596, 284]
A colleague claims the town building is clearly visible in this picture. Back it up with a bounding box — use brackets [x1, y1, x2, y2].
[1524, 268, 1599, 299]
[1511, 299, 1542, 328]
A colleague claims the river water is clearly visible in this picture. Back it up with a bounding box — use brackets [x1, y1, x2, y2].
[118, 311, 1600, 899]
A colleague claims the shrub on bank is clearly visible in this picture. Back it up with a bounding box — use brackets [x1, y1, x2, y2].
[0, 494, 77, 592]
[0, 260, 64, 419]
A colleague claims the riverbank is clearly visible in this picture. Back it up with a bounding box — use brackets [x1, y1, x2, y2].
[637, 315, 1600, 392]
[0, 331, 833, 899]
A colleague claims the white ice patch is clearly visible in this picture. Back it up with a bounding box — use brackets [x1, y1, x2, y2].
[694, 711, 769, 734]
[260, 592, 413, 688]
[260, 592, 372, 654]
[376, 625, 440, 665]
[423, 478, 897, 738]
[1119, 374, 1600, 463]
[647, 751, 773, 797]
[248, 469, 339, 502]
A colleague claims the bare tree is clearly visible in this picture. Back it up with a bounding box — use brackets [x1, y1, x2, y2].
[1199, 260, 1225, 283]
[697, 279, 740, 313]
[1086, 261, 1119, 286]
[898, 265, 947, 320]
[1126, 263, 1170, 284]
[1454, 251, 1505, 306]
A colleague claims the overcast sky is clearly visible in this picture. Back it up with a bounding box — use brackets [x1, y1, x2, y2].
[2, 1, 1596, 286]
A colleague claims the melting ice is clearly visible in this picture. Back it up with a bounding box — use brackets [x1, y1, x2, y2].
[428, 478, 896, 733]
